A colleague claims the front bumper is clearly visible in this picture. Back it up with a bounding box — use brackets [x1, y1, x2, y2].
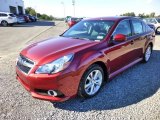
[16, 67, 78, 102]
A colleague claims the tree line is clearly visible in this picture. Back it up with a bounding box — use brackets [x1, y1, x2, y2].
[120, 12, 160, 18]
[25, 7, 160, 21]
[25, 7, 55, 21]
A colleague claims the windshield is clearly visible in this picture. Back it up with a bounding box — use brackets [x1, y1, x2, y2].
[156, 18, 160, 23]
[62, 20, 115, 41]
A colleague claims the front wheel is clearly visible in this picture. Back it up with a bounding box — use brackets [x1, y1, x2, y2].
[78, 64, 104, 98]
[143, 45, 152, 63]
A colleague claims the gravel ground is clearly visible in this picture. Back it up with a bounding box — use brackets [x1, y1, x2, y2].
[0, 22, 160, 120]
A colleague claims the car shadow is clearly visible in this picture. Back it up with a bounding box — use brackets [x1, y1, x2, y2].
[13, 21, 55, 27]
[52, 50, 160, 112]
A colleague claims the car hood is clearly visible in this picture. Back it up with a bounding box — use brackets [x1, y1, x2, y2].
[21, 37, 97, 65]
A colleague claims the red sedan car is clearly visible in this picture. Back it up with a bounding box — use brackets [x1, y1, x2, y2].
[67, 17, 82, 27]
[16, 16, 155, 102]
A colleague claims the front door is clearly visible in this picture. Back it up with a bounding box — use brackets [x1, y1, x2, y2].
[104, 19, 136, 75]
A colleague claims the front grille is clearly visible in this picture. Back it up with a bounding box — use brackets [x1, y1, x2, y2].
[17, 55, 34, 74]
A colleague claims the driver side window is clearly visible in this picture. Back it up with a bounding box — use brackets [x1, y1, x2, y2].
[113, 20, 132, 37]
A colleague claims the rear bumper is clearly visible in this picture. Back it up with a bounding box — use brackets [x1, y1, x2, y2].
[16, 67, 78, 102]
[17, 20, 25, 24]
[8, 19, 17, 24]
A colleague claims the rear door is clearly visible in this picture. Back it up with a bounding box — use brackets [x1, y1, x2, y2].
[130, 19, 146, 59]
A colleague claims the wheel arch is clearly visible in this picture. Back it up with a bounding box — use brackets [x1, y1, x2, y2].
[149, 42, 153, 50]
[144, 40, 154, 54]
[91, 61, 109, 82]
[156, 26, 160, 33]
[75, 50, 110, 82]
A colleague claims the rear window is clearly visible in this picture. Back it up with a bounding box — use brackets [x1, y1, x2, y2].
[71, 18, 78, 21]
[9, 14, 16, 17]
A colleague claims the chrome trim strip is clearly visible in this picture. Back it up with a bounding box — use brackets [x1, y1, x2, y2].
[17, 55, 35, 75]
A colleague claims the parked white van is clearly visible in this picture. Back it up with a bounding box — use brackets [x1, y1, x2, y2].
[0, 12, 17, 26]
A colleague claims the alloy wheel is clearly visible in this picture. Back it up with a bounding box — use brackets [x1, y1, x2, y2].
[145, 46, 152, 62]
[1, 21, 8, 27]
[84, 70, 103, 95]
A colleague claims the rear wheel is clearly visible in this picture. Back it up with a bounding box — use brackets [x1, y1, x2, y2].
[78, 64, 104, 98]
[1, 21, 8, 27]
[143, 45, 152, 63]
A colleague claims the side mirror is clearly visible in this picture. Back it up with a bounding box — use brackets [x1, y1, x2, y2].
[114, 34, 126, 42]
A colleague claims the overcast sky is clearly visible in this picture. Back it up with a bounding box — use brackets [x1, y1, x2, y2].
[24, 0, 160, 17]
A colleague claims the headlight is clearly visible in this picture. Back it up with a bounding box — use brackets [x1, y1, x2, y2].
[35, 54, 74, 74]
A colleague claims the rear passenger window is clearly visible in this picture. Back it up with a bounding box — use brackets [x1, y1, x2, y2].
[132, 20, 143, 35]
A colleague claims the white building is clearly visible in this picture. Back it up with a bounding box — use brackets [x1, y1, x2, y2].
[0, 0, 25, 14]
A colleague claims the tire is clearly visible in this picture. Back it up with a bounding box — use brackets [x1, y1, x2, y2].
[143, 45, 152, 63]
[9, 24, 14, 26]
[156, 27, 160, 34]
[78, 64, 104, 98]
[1, 21, 8, 27]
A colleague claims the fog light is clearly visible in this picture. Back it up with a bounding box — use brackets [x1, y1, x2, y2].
[48, 90, 58, 96]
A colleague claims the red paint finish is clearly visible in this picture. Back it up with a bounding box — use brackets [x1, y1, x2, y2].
[68, 21, 77, 27]
[16, 16, 155, 102]
[114, 34, 126, 42]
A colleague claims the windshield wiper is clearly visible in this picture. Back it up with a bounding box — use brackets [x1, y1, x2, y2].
[60, 36, 91, 41]
[70, 37, 90, 40]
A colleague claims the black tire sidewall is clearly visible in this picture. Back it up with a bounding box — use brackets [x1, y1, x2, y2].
[156, 27, 160, 34]
[143, 45, 152, 63]
[78, 64, 104, 98]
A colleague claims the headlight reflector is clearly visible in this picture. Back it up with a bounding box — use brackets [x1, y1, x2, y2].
[35, 54, 74, 74]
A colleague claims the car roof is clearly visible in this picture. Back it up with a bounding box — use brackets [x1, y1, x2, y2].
[84, 16, 134, 21]
[0, 12, 12, 14]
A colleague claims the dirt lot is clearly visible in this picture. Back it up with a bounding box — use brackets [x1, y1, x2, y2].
[0, 21, 160, 120]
